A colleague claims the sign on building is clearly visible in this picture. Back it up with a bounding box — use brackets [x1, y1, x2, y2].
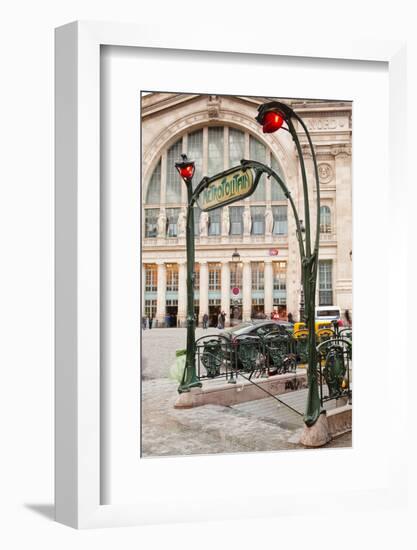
[198, 167, 254, 211]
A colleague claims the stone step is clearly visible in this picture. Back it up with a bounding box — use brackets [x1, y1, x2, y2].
[230, 387, 341, 430]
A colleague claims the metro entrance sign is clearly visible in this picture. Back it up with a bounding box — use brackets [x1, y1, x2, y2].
[198, 167, 254, 211]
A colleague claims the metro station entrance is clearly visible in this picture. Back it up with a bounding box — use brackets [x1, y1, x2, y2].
[165, 300, 178, 327]
[230, 300, 242, 326]
[208, 299, 221, 327]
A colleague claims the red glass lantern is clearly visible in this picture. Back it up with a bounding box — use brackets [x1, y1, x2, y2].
[175, 155, 195, 183]
[179, 163, 195, 181]
[261, 111, 284, 133]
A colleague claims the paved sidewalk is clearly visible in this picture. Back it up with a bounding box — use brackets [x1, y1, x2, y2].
[141, 378, 351, 457]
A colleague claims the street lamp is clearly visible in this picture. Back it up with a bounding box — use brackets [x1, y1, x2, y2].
[255, 101, 323, 431]
[175, 154, 202, 393]
[232, 248, 240, 263]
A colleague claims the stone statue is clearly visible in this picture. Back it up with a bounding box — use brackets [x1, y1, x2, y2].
[221, 207, 230, 236]
[265, 206, 273, 234]
[157, 209, 166, 238]
[199, 211, 209, 237]
[243, 206, 252, 234]
[177, 209, 186, 237]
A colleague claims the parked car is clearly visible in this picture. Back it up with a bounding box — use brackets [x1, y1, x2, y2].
[220, 320, 293, 342]
[198, 320, 295, 378]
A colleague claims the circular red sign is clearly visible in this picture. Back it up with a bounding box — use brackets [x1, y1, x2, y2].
[269, 248, 279, 256]
[232, 287, 240, 296]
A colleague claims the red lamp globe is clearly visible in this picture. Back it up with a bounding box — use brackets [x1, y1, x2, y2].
[262, 111, 284, 133]
[179, 163, 195, 181]
[175, 155, 196, 183]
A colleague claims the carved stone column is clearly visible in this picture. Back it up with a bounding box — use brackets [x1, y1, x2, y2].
[177, 261, 187, 326]
[242, 260, 252, 322]
[264, 259, 273, 318]
[199, 261, 208, 324]
[155, 261, 166, 326]
[141, 264, 146, 316]
[221, 261, 230, 325]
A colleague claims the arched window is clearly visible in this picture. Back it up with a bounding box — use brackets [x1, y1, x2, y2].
[271, 156, 286, 201]
[188, 129, 203, 189]
[146, 160, 161, 204]
[143, 125, 287, 239]
[320, 206, 332, 234]
[249, 136, 266, 201]
[229, 128, 244, 167]
[208, 127, 224, 176]
[166, 140, 182, 203]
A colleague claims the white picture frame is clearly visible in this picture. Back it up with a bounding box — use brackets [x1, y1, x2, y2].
[55, 21, 408, 529]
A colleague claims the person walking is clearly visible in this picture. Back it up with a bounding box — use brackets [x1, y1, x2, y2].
[202, 312, 209, 329]
[344, 309, 352, 327]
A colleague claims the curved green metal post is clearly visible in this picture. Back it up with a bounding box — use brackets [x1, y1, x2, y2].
[178, 181, 202, 393]
[244, 102, 323, 428]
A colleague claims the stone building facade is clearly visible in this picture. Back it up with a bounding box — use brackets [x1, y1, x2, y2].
[141, 93, 352, 327]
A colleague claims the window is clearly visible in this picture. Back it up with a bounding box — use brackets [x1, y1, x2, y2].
[249, 136, 266, 201]
[144, 264, 157, 292]
[251, 262, 264, 290]
[166, 208, 180, 237]
[320, 206, 332, 233]
[208, 263, 221, 291]
[144, 299, 157, 319]
[208, 208, 221, 236]
[251, 206, 265, 235]
[187, 130, 203, 190]
[166, 264, 179, 292]
[319, 260, 333, 305]
[144, 208, 159, 238]
[229, 128, 245, 167]
[194, 263, 200, 290]
[230, 262, 242, 289]
[208, 127, 224, 176]
[271, 156, 286, 200]
[272, 205, 288, 235]
[144, 126, 287, 209]
[229, 206, 244, 235]
[146, 160, 161, 204]
[166, 140, 182, 203]
[251, 298, 264, 318]
[273, 261, 286, 290]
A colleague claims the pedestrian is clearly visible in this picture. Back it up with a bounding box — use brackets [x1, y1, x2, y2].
[287, 312, 294, 324]
[344, 309, 352, 327]
[149, 316, 153, 329]
[142, 316, 146, 330]
[146, 315, 150, 329]
[203, 312, 209, 329]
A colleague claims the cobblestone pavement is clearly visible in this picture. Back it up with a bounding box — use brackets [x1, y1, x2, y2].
[141, 378, 352, 457]
[141, 378, 305, 457]
[141, 328, 352, 457]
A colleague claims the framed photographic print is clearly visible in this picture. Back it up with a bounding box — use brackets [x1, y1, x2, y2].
[55, 21, 408, 528]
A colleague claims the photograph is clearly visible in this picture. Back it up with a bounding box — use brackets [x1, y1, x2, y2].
[140, 92, 352, 457]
